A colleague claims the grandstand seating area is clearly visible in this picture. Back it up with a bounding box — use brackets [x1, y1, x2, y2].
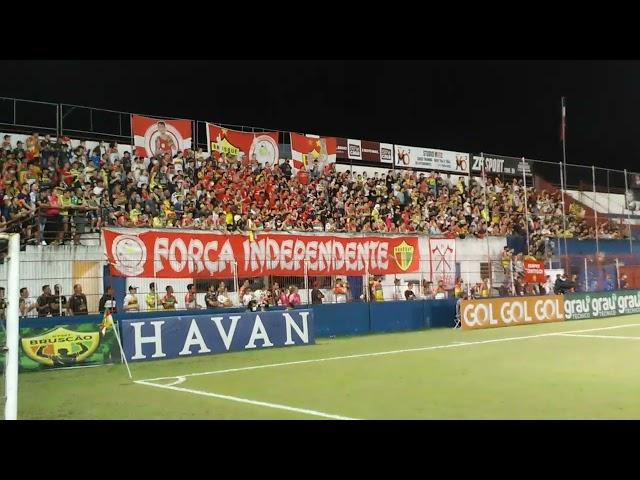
[0, 131, 626, 256]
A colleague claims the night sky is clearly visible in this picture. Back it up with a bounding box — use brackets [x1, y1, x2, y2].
[1, 60, 638, 172]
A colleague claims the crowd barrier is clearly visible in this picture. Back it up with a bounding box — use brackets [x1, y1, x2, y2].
[460, 289, 640, 329]
[5, 291, 640, 371]
[121, 309, 316, 362]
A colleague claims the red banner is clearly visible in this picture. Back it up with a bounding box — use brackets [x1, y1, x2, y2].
[103, 229, 420, 279]
[132, 115, 192, 158]
[207, 124, 279, 164]
[524, 260, 545, 283]
[290, 133, 337, 170]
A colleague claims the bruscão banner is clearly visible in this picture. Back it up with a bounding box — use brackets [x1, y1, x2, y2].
[0, 321, 120, 372]
[461, 295, 565, 330]
[119, 309, 315, 361]
[103, 229, 420, 278]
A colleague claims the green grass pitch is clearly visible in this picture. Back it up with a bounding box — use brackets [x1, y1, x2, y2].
[14, 315, 640, 419]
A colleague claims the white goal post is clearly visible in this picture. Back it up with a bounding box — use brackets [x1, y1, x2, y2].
[1, 233, 20, 420]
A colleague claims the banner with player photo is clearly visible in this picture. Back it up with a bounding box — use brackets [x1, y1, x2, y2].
[132, 115, 193, 159]
[206, 123, 280, 165]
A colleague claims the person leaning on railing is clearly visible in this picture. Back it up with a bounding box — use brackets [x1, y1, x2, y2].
[145, 282, 161, 311]
[161, 285, 177, 310]
[205, 284, 219, 309]
[310, 281, 325, 304]
[404, 283, 417, 300]
[99, 286, 117, 313]
[123, 286, 140, 312]
[185, 283, 202, 310]
[68, 284, 88, 316]
[333, 278, 348, 303]
[36, 285, 54, 317]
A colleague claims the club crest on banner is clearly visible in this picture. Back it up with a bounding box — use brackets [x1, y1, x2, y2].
[393, 241, 415, 271]
[21, 327, 100, 367]
[111, 234, 147, 276]
[429, 238, 456, 287]
[249, 134, 279, 164]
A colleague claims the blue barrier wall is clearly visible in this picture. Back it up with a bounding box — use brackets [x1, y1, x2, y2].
[312, 302, 370, 337]
[120, 309, 315, 362]
[426, 298, 458, 328]
[19, 299, 458, 339]
[370, 301, 426, 333]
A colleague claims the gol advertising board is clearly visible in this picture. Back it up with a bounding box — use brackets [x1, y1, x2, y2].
[460, 295, 565, 330]
[564, 289, 640, 320]
[0, 321, 120, 372]
[120, 309, 315, 362]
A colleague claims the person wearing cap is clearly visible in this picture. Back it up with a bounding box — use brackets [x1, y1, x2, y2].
[123, 285, 140, 312]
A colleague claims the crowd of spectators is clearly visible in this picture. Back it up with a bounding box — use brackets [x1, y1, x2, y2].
[0, 132, 625, 251]
[18, 279, 311, 318]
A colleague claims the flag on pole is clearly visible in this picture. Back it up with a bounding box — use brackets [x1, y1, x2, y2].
[100, 309, 114, 335]
[561, 97, 567, 142]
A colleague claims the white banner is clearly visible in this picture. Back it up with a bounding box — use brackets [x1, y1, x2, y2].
[429, 238, 456, 288]
[346, 139, 362, 161]
[394, 145, 469, 173]
[380, 142, 393, 163]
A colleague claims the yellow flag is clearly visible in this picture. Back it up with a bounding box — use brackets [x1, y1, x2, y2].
[100, 310, 114, 335]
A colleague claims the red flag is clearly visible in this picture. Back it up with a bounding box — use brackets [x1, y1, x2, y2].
[290, 133, 336, 170]
[206, 124, 279, 164]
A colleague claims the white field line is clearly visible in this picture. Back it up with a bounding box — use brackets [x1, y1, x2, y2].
[138, 322, 640, 383]
[134, 380, 358, 420]
[557, 333, 640, 340]
[165, 376, 186, 386]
